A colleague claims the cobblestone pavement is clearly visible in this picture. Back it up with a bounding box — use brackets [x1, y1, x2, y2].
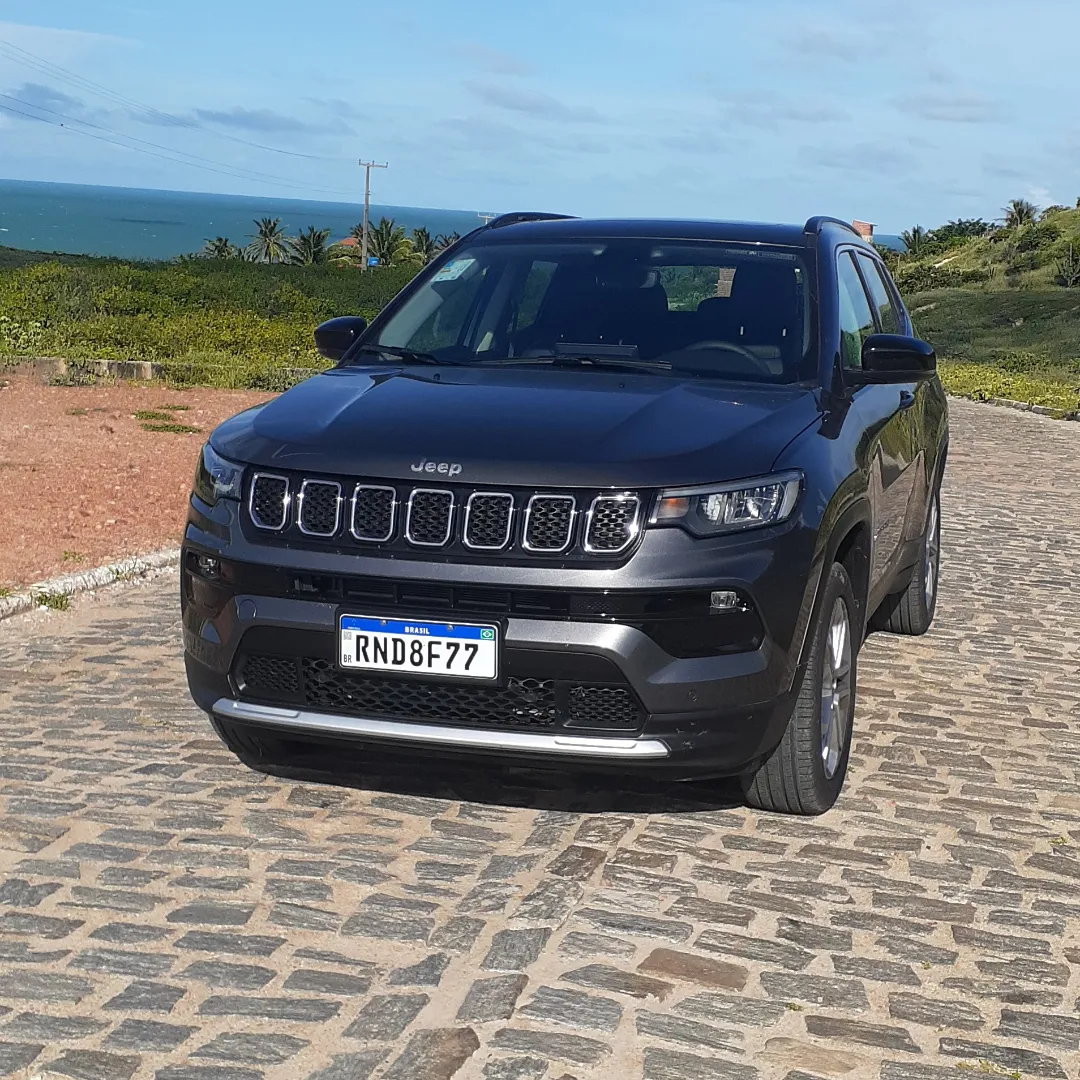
[1, 398, 1079, 1080]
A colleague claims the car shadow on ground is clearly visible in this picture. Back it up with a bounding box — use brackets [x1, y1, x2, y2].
[252, 744, 746, 816]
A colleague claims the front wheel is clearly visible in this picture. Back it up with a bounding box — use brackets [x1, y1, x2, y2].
[742, 562, 858, 815]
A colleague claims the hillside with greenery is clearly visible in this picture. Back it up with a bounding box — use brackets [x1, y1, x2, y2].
[1, 202, 1079, 413]
[879, 198, 1080, 413]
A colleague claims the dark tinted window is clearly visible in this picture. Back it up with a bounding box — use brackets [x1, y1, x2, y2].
[836, 252, 875, 370]
[373, 239, 812, 383]
[856, 253, 900, 334]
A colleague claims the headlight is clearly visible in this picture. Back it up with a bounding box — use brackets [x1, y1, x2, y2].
[651, 471, 802, 537]
[192, 443, 244, 506]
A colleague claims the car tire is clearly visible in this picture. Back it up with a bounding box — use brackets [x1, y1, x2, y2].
[742, 562, 858, 816]
[871, 488, 940, 637]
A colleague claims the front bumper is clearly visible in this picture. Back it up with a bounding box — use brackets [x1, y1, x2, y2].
[181, 494, 820, 778]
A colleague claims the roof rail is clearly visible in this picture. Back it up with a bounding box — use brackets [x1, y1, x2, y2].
[803, 215, 861, 237]
[485, 212, 578, 230]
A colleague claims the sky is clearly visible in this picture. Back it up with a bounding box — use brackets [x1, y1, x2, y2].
[1, 0, 1077, 232]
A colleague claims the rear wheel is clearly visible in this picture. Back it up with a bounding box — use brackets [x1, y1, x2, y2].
[742, 562, 858, 815]
[872, 489, 940, 636]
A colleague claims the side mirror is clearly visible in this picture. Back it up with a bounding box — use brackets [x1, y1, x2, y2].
[856, 334, 936, 383]
[314, 316, 368, 361]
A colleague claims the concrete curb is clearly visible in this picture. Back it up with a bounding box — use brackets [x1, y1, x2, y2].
[948, 392, 1079, 421]
[0, 547, 181, 622]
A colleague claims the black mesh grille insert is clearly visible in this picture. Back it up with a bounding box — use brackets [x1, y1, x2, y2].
[250, 475, 289, 530]
[464, 494, 513, 550]
[566, 686, 642, 729]
[240, 655, 300, 696]
[302, 658, 557, 727]
[525, 496, 575, 551]
[236, 652, 646, 733]
[586, 496, 640, 553]
[351, 486, 395, 542]
[299, 481, 341, 536]
[407, 490, 454, 546]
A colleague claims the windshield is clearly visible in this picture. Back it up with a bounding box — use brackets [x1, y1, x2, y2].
[367, 238, 813, 383]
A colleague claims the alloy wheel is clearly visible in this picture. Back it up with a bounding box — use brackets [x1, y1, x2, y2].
[924, 495, 941, 608]
[819, 597, 853, 780]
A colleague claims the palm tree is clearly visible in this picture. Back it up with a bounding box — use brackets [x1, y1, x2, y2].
[900, 225, 930, 256]
[202, 236, 236, 259]
[246, 217, 291, 264]
[367, 217, 419, 267]
[289, 226, 331, 266]
[411, 227, 436, 265]
[1003, 198, 1038, 230]
[434, 232, 461, 254]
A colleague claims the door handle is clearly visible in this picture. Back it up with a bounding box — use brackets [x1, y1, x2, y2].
[898, 390, 916, 410]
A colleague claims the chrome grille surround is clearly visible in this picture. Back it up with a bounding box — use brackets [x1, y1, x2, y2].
[350, 484, 397, 543]
[405, 488, 455, 547]
[249, 473, 291, 531]
[297, 479, 342, 537]
[463, 492, 515, 551]
[584, 493, 642, 554]
[522, 494, 577, 553]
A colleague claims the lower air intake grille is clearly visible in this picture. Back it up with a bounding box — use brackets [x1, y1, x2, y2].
[240, 655, 300, 696]
[298, 480, 341, 537]
[407, 490, 454, 546]
[250, 474, 289, 530]
[524, 496, 575, 552]
[566, 686, 642, 729]
[464, 493, 514, 550]
[236, 654, 645, 733]
[302, 658, 558, 727]
[585, 495, 641, 553]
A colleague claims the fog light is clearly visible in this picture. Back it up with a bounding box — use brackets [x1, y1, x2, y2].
[196, 554, 220, 578]
[710, 590, 741, 613]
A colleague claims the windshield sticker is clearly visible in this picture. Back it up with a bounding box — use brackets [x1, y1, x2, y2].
[432, 258, 476, 282]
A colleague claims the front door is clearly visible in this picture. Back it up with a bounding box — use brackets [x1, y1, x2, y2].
[836, 250, 915, 599]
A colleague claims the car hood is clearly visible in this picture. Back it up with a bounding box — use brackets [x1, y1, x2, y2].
[212, 366, 822, 488]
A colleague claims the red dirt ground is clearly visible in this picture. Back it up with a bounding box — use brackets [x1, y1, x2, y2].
[0, 374, 275, 589]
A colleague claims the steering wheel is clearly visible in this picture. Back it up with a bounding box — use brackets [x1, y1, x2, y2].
[683, 340, 775, 377]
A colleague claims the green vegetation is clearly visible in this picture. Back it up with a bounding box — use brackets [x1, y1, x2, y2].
[2, 199, 1079, 413]
[141, 421, 201, 433]
[0, 245, 417, 388]
[133, 409, 174, 421]
[33, 590, 71, 611]
[883, 200, 1080, 414]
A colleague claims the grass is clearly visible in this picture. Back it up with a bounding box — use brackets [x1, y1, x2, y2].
[141, 421, 201, 434]
[0, 585, 10, 599]
[133, 409, 177, 421]
[61, 551, 84, 563]
[66, 406, 88, 416]
[33, 590, 71, 611]
[160, 403, 191, 410]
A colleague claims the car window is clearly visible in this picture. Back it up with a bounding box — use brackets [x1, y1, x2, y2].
[856, 253, 900, 334]
[373, 240, 813, 383]
[836, 252, 875, 370]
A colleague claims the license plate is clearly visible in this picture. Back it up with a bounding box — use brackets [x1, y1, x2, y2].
[338, 615, 499, 680]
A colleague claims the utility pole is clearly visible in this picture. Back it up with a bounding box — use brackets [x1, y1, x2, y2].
[478, 211, 498, 224]
[358, 159, 388, 272]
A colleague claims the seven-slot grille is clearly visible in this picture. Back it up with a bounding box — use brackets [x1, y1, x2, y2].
[247, 474, 644, 558]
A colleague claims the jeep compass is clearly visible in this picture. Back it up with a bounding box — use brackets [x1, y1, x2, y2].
[181, 213, 947, 815]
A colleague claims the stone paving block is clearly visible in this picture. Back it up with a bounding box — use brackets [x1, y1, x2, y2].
[3, 399, 1080, 1079]
[193, 1033, 310, 1064]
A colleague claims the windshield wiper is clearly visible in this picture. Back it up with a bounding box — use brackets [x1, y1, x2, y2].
[472, 355, 673, 372]
[352, 344, 447, 366]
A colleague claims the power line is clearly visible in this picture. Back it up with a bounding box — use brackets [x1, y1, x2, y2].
[0, 91, 356, 198]
[0, 38, 340, 162]
[0, 97, 353, 198]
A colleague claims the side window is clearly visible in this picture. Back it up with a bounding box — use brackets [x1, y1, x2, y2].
[856, 253, 899, 334]
[404, 263, 489, 353]
[836, 252, 875, 370]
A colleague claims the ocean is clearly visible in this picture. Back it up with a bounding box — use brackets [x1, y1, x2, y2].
[0, 178, 486, 261]
[0, 178, 904, 259]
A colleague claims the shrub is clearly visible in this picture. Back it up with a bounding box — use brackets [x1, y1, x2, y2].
[1056, 245, 1080, 288]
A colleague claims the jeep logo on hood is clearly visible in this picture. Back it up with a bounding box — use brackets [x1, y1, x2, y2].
[411, 458, 463, 478]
